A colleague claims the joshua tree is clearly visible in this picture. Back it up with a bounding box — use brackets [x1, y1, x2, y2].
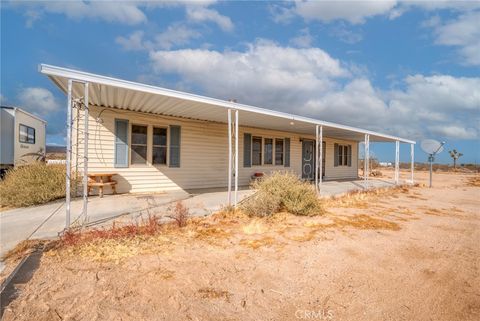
[448, 149, 463, 168]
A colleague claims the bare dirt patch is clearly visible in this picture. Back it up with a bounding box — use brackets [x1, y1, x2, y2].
[2, 171, 479, 321]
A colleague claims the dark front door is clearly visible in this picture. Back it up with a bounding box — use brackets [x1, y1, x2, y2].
[302, 140, 315, 180]
[302, 140, 326, 180]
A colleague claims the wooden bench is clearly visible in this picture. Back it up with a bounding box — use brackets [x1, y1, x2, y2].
[87, 173, 118, 198]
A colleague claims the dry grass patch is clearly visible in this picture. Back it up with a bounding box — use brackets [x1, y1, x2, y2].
[331, 214, 400, 231]
[198, 287, 232, 301]
[466, 175, 480, 187]
[239, 236, 277, 249]
[0, 163, 67, 207]
[324, 185, 411, 209]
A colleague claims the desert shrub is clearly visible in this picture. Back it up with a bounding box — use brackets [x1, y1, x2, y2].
[241, 171, 323, 217]
[167, 201, 190, 227]
[0, 163, 66, 207]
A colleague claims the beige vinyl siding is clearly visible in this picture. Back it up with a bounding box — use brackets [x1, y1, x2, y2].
[73, 105, 358, 193]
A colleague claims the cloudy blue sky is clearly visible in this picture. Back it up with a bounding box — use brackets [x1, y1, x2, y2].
[1, 0, 479, 164]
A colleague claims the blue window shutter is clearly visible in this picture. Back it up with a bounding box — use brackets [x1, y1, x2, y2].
[244, 133, 251, 167]
[114, 119, 129, 168]
[334, 143, 339, 167]
[284, 137, 290, 167]
[347, 145, 352, 167]
[169, 125, 181, 167]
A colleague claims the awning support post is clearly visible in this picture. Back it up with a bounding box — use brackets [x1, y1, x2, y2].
[65, 79, 73, 229]
[315, 125, 319, 194]
[315, 125, 323, 195]
[234, 109, 239, 207]
[227, 109, 232, 206]
[395, 140, 400, 185]
[319, 125, 323, 193]
[82, 82, 89, 224]
[410, 143, 414, 184]
[364, 134, 370, 188]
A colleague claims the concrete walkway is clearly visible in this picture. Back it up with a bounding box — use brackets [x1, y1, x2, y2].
[0, 178, 396, 262]
[0, 189, 254, 260]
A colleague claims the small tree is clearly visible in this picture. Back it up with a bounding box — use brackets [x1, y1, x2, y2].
[448, 149, 463, 168]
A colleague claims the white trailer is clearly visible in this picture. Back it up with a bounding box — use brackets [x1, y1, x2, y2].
[1, 106, 47, 172]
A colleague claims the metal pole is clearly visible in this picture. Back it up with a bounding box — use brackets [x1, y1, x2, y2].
[319, 125, 323, 194]
[65, 79, 73, 229]
[234, 110, 239, 206]
[82, 83, 89, 223]
[395, 140, 400, 185]
[429, 155, 433, 188]
[227, 109, 232, 206]
[315, 125, 319, 193]
[410, 144, 414, 184]
[364, 134, 369, 188]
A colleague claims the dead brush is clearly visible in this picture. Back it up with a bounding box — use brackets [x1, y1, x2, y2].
[166, 201, 190, 227]
[60, 215, 163, 247]
[325, 185, 411, 208]
[466, 175, 480, 187]
[241, 171, 324, 217]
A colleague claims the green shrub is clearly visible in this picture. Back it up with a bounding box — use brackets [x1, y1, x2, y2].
[241, 171, 324, 217]
[0, 163, 66, 207]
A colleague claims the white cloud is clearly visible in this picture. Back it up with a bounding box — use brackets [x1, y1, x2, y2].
[428, 125, 477, 140]
[291, 0, 398, 24]
[149, 41, 349, 107]
[155, 24, 201, 49]
[429, 10, 480, 65]
[186, 6, 234, 31]
[272, 0, 480, 25]
[116, 24, 201, 51]
[329, 23, 363, 44]
[116, 31, 146, 51]
[148, 41, 479, 140]
[21, 1, 147, 26]
[18, 88, 60, 115]
[290, 28, 313, 48]
[304, 74, 480, 139]
[0, 94, 5, 104]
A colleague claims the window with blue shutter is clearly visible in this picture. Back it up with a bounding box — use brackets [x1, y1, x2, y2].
[114, 119, 129, 168]
[284, 137, 290, 167]
[244, 133, 252, 167]
[169, 125, 181, 167]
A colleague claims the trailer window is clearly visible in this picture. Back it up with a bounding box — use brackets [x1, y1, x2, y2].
[131, 125, 148, 164]
[19, 124, 35, 144]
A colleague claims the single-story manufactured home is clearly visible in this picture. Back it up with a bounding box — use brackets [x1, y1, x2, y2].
[39, 64, 415, 220]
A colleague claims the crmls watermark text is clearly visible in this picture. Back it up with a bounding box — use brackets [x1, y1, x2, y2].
[295, 309, 334, 320]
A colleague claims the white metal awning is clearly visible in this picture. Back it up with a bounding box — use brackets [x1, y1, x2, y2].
[39, 64, 415, 144]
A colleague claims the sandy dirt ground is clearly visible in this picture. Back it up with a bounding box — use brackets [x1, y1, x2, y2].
[2, 170, 479, 321]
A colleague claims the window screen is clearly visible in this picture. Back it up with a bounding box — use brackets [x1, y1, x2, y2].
[131, 125, 147, 164]
[153, 127, 167, 165]
[252, 136, 262, 166]
[275, 139, 284, 165]
[264, 138, 273, 165]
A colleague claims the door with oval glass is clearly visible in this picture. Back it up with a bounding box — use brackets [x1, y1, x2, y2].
[302, 140, 326, 180]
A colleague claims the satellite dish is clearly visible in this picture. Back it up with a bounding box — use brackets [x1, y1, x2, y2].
[421, 139, 444, 155]
[420, 139, 446, 188]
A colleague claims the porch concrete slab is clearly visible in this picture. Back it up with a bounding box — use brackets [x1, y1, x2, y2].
[0, 191, 189, 259]
[320, 178, 396, 197]
[0, 188, 255, 260]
